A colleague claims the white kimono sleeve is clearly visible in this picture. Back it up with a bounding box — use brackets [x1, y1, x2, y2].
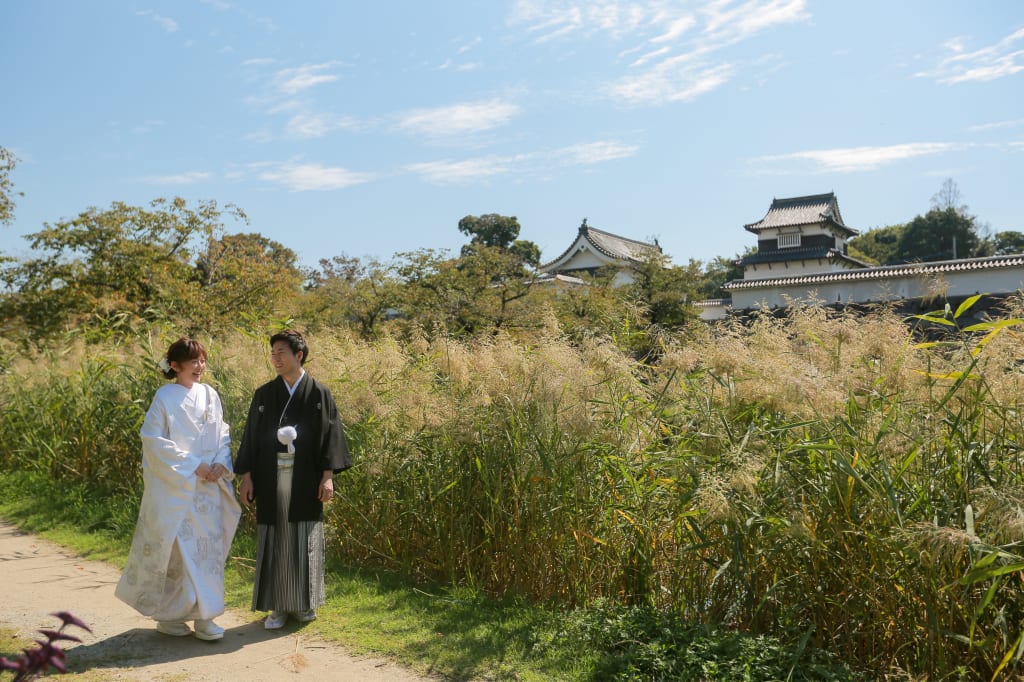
[140, 397, 201, 486]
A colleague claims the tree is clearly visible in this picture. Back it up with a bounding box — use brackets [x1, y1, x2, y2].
[457, 213, 541, 267]
[392, 243, 545, 337]
[457, 213, 521, 249]
[991, 231, 1024, 256]
[848, 224, 906, 265]
[0, 197, 264, 340]
[699, 248, 754, 297]
[302, 254, 401, 338]
[191, 231, 303, 331]
[0, 146, 20, 227]
[626, 254, 702, 329]
[930, 177, 969, 215]
[896, 207, 991, 262]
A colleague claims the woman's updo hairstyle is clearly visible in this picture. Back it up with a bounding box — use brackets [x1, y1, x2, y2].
[160, 337, 207, 380]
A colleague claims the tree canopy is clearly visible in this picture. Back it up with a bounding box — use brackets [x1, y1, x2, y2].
[0, 198, 300, 339]
[848, 224, 905, 265]
[896, 207, 991, 262]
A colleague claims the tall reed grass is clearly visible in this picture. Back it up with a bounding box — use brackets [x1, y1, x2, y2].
[2, 303, 1022, 679]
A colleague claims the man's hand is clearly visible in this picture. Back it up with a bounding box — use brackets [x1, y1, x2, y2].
[318, 475, 334, 503]
[238, 473, 254, 506]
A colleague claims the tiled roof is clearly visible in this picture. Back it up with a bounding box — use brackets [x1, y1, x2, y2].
[744, 192, 857, 238]
[586, 225, 661, 260]
[740, 246, 873, 268]
[540, 221, 661, 270]
[724, 254, 1024, 290]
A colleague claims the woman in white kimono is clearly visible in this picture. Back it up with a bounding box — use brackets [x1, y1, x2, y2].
[115, 337, 242, 641]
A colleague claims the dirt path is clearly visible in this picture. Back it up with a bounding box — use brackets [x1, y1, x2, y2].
[0, 521, 435, 681]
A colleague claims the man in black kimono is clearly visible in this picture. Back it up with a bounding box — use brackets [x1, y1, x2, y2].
[235, 329, 351, 629]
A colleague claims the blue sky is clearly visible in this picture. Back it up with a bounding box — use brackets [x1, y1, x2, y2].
[2, 1, 1022, 269]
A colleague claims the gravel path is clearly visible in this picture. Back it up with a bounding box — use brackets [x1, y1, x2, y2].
[0, 521, 434, 681]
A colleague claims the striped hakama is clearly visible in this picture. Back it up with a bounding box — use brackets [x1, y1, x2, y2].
[251, 451, 326, 613]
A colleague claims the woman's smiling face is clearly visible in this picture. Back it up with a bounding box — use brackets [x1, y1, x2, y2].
[171, 355, 206, 388]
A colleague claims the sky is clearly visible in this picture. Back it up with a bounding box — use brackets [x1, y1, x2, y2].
[2, 1, 1022, 270]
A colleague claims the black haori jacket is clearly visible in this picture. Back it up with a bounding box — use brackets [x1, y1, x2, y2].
[235, 374, 352, 525]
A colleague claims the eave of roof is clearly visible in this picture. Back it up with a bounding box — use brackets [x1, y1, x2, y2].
[744, 192, 858, 238]
[741, 247, 873, 268]
[724, 254, 1024, 290]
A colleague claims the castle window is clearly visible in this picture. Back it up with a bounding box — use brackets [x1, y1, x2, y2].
[777, 232, 801, 249]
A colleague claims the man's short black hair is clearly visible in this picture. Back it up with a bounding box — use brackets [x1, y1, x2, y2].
[269, 329, 309, 365]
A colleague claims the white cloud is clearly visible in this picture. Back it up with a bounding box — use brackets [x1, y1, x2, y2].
[968, 118, 1024, 132]
[142, 171, 211, 185]
[651, 16, 697, 44]
[405, 157, 515, 184]
[753, 142, 959, 173]
[267, 99, 303, 115]
[510, 1, 807, 107]
[274, 62, 341, 94]
[406, 138, 636, 184]
[397, 98, 521, 137]
[554, 140, 639, 165]
[242, 57, 277, 67]
[605, 57, 734, 105]
[137, 10, 179, 33]
[701, 0, 809, 45]
[457, 36, 482, 54]
[285, 112, 360, 139]
[260, 162, 374, 191]
[629, 46, 670, 67]
[916, 27, 1024, 84]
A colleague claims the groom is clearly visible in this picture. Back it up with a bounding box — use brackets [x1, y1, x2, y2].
[235, 329, 351, 629]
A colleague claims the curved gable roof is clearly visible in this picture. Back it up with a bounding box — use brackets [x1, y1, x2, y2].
[540, 221, 662, 272]
[744, 192, 858, 238]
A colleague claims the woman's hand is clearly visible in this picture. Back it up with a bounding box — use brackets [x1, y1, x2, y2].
[195, 463, 213, 481]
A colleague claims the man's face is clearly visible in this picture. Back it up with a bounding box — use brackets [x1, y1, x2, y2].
[270, 340, 302, 378]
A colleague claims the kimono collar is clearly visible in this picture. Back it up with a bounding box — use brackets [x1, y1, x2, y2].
[283, 369, 306, 396]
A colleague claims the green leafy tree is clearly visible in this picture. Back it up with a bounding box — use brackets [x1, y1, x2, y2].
[458, 213, 541, 267]
[458, 213, 520, 249]
[549, 267, 619, 334]
[848, 224, 905, 265]
[896, 208, 992, 262]
[626, 255, 702, 329]
[0, 146, 20, 227]
[390, 214, 544, 336]
[191, 231, 303, 332]
[991, 231, 1024, 256]
[393, 243, 543, 336]
[699, 248, 754, 297]
[0, 197, 251, 340]
[302, 254, 401, 338]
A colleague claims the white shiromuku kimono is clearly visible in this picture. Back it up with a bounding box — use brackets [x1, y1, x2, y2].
[115, 382, 242, 622]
